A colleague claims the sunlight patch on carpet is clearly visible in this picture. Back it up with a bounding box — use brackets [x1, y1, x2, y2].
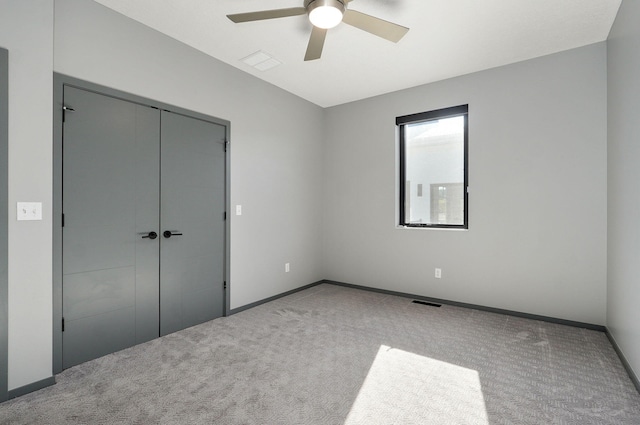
[344, 345, 489, 425]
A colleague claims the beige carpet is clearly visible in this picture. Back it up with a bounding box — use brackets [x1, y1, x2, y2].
[0, 283, 639, 424]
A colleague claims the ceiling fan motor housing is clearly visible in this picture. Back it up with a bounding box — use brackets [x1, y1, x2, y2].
[305, 0, 347, 16]
[306, 0, 347, 29]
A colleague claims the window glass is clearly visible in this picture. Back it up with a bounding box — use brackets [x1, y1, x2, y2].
[398, 105, 468, 228]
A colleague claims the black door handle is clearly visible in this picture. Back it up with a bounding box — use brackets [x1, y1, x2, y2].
[163, 230, 183, 238]
[141, 231, 158, 240]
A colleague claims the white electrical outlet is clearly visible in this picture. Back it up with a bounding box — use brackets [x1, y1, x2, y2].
[235, 205, 242, 216]
[285, 263, 290, 273]
[435, 268, 442, 279]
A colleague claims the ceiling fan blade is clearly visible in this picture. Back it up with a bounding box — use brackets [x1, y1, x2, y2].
[342, 9, 409, 43]
[227, 7, 306, 23]
[304, 26, 327, 61]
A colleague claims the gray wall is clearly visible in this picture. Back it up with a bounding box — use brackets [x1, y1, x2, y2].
[323, 43, 608, 325]
[0, 0, 54, 391]
[607, 0, 640, 382]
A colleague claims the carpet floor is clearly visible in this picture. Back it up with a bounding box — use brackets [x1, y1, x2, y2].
[1, 283, 639, 424]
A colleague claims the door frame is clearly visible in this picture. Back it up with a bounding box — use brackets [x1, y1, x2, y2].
[53, 74, 231, 374]
[0, 47, 9, 401]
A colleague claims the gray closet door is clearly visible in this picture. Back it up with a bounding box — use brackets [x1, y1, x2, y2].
[62, 87, 160, 369]
[160, 111, 225, 336]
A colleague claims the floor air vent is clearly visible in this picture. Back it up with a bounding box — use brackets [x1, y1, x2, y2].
[412, 300, 442, 307]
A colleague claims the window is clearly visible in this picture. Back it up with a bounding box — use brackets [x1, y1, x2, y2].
[397, 105, 468, 228]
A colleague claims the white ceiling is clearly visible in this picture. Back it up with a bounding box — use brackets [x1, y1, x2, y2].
[92, 0, 621, 108]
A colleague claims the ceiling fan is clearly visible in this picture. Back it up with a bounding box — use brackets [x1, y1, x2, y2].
[227, 0, 409, 61]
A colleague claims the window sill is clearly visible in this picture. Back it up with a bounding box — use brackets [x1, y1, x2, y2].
[395, 225, 469, 232]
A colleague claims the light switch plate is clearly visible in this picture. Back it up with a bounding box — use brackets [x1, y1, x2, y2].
[17, 202, 43, 221]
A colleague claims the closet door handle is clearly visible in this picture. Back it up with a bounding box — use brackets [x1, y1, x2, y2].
[141, 231, 158, 240]
[163, 230, 183, 238]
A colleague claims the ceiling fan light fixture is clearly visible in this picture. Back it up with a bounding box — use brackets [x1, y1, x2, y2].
[307, 0, 345, 29]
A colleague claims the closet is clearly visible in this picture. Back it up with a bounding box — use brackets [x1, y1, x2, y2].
[61, 85, 226, 368]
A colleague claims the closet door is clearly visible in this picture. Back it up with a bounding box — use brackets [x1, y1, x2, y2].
[62, 87, 160, 369]
[159, 111, 225, 335]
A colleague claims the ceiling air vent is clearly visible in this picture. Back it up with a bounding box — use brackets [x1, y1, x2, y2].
[241, 50, 281, 71]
